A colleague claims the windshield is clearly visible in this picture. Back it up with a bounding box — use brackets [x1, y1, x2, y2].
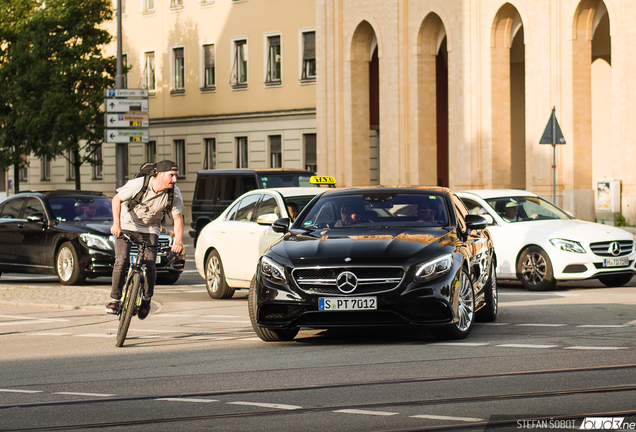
[298, 192, 448, 229]
[258, 174, 316, 188]
[485, 196, 571, 223]
[48, 196, 113, 222]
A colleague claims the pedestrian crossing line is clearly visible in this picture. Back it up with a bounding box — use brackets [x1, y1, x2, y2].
[576, 324, 629, 328]
[0, 388, 43, 394]
[497, 344, 559, 349]
[73, 334, 114, 338]
[54, 392, 115, 397]
[0, 315, 69, 322]
[157, 398, 219, 403]
[436, 342, 490, 347]
[228, 401, 302, 410]
[564, 346, 628, 350]
[335, 409, 399, 416]
[516, 324, 567, 327]
[28, 333, 70, 336]
[411, 414, 483, 422]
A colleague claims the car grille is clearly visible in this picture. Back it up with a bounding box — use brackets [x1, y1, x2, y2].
[589, 240, 634, 257]
[292, 267, 404, 295]
[295, 311, 408, 326]
[130, 237, 171, 255]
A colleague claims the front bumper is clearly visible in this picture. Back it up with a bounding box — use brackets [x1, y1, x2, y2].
[551, 250, 636, 281]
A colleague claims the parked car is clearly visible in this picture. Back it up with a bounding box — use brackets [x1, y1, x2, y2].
[457, 189, 636, 290]
[189, 169, 317, 241]
[0, 190, 185, 285]
[195, 187, 325, 299]
[249, 186, 497, 342]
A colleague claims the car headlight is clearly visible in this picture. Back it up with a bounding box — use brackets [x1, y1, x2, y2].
[414, 253, 453, 282]
[261, 256, 287, 285]
[549, 238, 585, 254]
[80, 233, 114, 251]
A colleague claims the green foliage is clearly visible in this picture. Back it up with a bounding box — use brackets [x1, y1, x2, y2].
[616, 214, 626, 227]
[0, 0, 116, 190]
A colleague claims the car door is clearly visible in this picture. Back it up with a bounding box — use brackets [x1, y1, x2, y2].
[0, 197, 27, 266]
[14, 197, 50, 269]
[216, 193, 262, 287]
[244, 193, 285, 280]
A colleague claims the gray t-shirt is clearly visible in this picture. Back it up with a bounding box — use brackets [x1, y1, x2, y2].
[117, 177, 184, 235]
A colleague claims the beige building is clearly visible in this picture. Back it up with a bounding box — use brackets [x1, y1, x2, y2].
[317, 0, 633, 223]
[4, 0, 635, 225]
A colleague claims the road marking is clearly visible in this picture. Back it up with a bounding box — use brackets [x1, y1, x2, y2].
[29, 333, 70, 336]
[201, 315, 244, 318]
[411, 414, 483, 422]
[0, 389, 43, 394]
[54, 392, 116, 397]
[184, 290, 207, 293]
[335, 409, 399, 416]
[201, 320, 251, 324]
[499, 292, 580, 296]
[0, 321, 62, 327]
[228, 401, 302, 410]
[436, 342, 490, 346]
[497, 344, 558, 349]
[154, 314, 200, 317]
[157, 398, 219, 403]
[73, 334, 114, 338]
[476, 322, 509, 326]
[564, 346, 627, 350]
[626, 319, 636, 325]
[0, 315, 68, 322]
[576, 325, 629, 328]
[516, 324, 567, 327]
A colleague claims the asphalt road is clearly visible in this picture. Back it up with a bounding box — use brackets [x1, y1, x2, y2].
[0, 251, 635, 431]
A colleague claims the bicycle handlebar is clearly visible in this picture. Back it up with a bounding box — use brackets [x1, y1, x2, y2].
[121, 233, 174, 253]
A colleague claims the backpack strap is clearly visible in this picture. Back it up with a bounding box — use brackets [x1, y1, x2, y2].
[127, 175, 152, 211]
[163, 187, 174, 219]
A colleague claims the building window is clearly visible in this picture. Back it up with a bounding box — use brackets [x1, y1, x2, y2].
[92, 144, 103, 180]
[41, 155, 51, 181]
[236, 137, 248, 168]
[301, 31, 316, 81]
[230, 39, 248, 89]
[266, 35, 281, 85]
[304, 133, 316, 172]
[20, 165, 28, 182]
[122, 54, 128, 89]
[269, 135, 282, 168]
[170, 0, 183, 8]
[172, 47, 185, 93]
[142, 0, 154, 13]
[145, 141, 156, 163]
[142, 52, 155, 91]
[203, 44, 216, 89]
[204, 138, 216, 170]
[174, 139, 186, 177]
[66, 151, 75, 180]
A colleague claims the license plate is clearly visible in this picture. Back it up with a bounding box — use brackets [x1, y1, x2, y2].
[319, 297, 377, 311]
[604, 257, 629, 267]
[130, 254, 162, 264]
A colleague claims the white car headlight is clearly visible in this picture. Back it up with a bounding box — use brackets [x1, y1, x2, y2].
[80, 233, 114, 251]
[549, 238, 586, 254]
[414, 253, 453, 282]
[261, 256, 287, 285]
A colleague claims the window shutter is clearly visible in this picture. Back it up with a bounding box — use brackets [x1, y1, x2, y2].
[204, 45, 215, 68]
[303, 32, 315, 60]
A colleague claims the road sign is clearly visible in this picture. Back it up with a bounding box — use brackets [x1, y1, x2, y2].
[106, 114, 149, 128]
[105, 129, 149, 143]
[104, 89, 149, 98]
[539, 109, 566, 145]
[104, 98, 149, 113]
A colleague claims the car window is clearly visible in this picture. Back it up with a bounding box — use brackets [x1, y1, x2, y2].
[259, 174, 317, 188]
[235, 194, 262, 222]
[486, 196, 571, 222]
[254, 194, 280, 220]
[284, 195, 316, 221]
[48, 197, 112, 221]
[195, 177, 217, 200]
[24, 198, 45, 218]
[0, 198, 25, 219]
[450, 194, 467, 231]
[461, 198, 489, 216]
[225, 200, 240, 221]
[239, 176, 258, 195]
[218, 177, 237, 202]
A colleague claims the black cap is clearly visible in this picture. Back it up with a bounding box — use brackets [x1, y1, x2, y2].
[156, 160, 178, 173]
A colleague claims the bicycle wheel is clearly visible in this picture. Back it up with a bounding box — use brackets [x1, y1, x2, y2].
[115, 272, 143, 347]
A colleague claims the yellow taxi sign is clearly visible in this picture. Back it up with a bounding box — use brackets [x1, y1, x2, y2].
[310, 176, 337, 185]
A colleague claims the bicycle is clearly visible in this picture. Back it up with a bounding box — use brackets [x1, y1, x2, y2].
[115, 233, 170, 347]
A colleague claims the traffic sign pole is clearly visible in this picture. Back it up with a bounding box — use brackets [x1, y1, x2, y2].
[539, 106, 566, 205]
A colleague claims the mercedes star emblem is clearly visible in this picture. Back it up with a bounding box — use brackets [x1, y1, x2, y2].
[608, 242, 621, 256]
[336, 271, 358, 293]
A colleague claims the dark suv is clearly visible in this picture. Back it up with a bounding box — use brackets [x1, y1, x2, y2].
[0, 190, 185, 285]
[189, 169, 316, 240]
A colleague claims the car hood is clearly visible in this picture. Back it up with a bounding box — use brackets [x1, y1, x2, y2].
[494, 219, 633, 243]
[269, 226, 457, 267]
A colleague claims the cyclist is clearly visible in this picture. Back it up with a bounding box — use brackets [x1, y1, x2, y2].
[105, 160, 184, 319]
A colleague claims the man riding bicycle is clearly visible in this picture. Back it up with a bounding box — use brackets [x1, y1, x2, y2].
[106, 160, 184, 319]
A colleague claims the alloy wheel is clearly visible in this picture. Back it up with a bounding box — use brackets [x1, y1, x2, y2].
[56, 247, 74, 282]
[456, 272, 475, 332]
[521, 252, 547, 286]
[206, 255, 221, 293]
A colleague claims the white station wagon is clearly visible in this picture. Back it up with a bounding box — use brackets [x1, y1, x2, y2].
[457, 189, 636, 290]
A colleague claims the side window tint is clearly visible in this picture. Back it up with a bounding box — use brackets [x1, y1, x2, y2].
[25, 198, 45, 217]
[462, 198, 488, 216]
[450, 194, 467, 231]
[239, 176, 258, 195]
[254, 194, 280, 219]
[0, 198, 25, 219]
[225, 200, 240, 221]
[235, 194, 261, 222]
[218, 177, 237, 202]
[196, 177, 217, 200]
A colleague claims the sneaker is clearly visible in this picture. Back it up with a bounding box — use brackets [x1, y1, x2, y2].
[105, 299, 120, 315]
[138, 297, 151, 320]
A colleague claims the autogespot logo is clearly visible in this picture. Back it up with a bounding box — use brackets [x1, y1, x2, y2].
[336, 271, 358, 294]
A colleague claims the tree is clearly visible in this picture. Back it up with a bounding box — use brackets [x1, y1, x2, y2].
[0, 0, 116, 191]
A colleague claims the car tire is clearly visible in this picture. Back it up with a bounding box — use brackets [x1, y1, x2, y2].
[248, 275, 299, 342]
[598, 274, 633, 287]
[432, 268, 475, 340]
[55, 242, 86, 285]
[516, 246, 557, 291]
[205, 250, 235, 299]
[156, 272, 180, 285]
[476, 262, 498, 322]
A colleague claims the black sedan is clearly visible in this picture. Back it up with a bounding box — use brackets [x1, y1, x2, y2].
[0, 190, 185, 285]
[248, 187, 498, 341]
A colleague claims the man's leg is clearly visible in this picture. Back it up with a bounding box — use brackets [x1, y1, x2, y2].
[138, 232, 157, 320]
[106, 233, 132, 313]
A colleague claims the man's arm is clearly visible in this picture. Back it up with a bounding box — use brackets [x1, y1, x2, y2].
[111, 193, 123, 237]
[171, 213, 184, 253]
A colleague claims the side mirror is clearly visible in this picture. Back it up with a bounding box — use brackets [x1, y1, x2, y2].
[27, 213, 46, 223]
[272, 217, 290, 234]
[256, 213, 279, 226]
[464, 214, 488, 230]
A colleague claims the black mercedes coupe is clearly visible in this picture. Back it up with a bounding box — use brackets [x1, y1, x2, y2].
[248, 187, 498, 341]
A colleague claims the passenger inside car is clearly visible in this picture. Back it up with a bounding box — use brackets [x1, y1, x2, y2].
[335, 202, 367, 227]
